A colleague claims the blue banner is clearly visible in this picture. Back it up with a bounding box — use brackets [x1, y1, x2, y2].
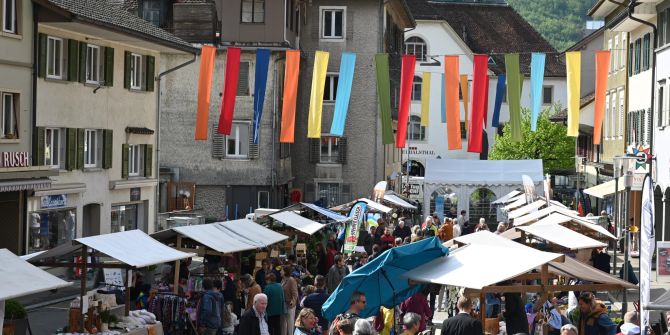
[344, 201, 367, 254]
[441, 74, 446, 123]
[530, 53, 546, 132]
[252, 48, 271, 144]
[492, 75, 506, 128]
[435, 195, 444, 222]
[330, 53, 357, 136]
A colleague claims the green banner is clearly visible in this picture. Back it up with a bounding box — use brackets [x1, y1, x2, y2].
[375, 54, 395, 145]
[505, 54, 522, 142]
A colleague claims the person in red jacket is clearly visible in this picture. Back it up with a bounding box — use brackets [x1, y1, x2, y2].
[380, 228, 395, 250]
[399, 287, 432, 332]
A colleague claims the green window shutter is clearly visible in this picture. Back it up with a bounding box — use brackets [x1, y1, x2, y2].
[102, 129, 113, 169]
[79, 42, 87, 83]
[33, 127, 45, 166]
[77, 128, 85, 169]
[145, 55, 155, 92]
[67, 39, 79, 81]
[121, 143, 129, 179]
[66, 128, 77, 171]
[38, 33, 47, 78]
[144, 144, 153, 177]
[104, 47, 114, 86]
[124, 51, 131, 89]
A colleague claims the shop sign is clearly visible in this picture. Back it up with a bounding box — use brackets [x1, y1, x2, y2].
[41, 194, 67, 209]
[0, 152, 30, 168]
[401, 147, 436, 157]
[130, 187, 141, 201]
[632, 172, 646, 191]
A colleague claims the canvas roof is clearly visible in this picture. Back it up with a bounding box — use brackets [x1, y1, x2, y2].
[220, 219, 289, 247]
[164, 224, 264, 253]
[492, 190, 522, 204]
[546, 256, 635, 289]
[517, 224, 607, 250]
[453, 230, 525, 248]
[507, 200, 547, 219]
[513, 205, 579, 226]
[536, 213, 616, 240]
[502, 196, 527, 211]
[300, 203, 349, 222]
[0, 249, 72, 300]
[646, 289, 670, 310]
[331, 199, 393, 214]
[424, 159, 544, 186]
[584, 179, 625, 199]
[270, 211, 326, 235]
[384, 193, 418, 209]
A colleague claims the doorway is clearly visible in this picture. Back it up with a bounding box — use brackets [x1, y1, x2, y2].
[83, 203, 101, 237]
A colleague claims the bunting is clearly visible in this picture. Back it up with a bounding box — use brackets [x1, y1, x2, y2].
[252, 49, 270, 144]
[280, 50, 300, 143]
[441, 74, 446, 123]
[375, 54, 394, 145]
[421, 72, 431, 127]
[593, 51, 610, 145]
[444, 56, 461, 149]
[460, 74, 469, 137]
[468, 55, 488, 153]
[566, 51, 581, 137]
[307, 51, 330, 138]
[530, 53, 546, 132]
[217, 47, 241, 135]
[396, 55, 416, 148]
[195, 45, 216, 140]
[505, 53, 522, 142]
[492, 75, 505, 128]
[330, 53, 357, 136]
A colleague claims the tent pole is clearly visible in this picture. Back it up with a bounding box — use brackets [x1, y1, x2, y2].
[79, 246, 87, 332]
[381, 269, 397, 334]
[125, 268, 131, 316]
[480, 291, 486, 327]
[173, 236, 182, 294]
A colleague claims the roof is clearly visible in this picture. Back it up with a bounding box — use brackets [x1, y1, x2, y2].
[565, 27, 605, 52]
[513, 205, 578, 226]
[0, 249, 72, 300]
[517, 224, 607, 250]
[551, 91, 596, 122]
[506, 200, 547, 219]
[34, 0, 197, 53]
[270, 211, 326, 235]
[330, 198, 393, 214]
[220, 219, 289, 247]
[383, 192, 418, 210]
[300, 203, 349, 222]
[405, 0, 565, 76]
[424, 159, 544, 186]
[491, 190, 521, 204]
[583, 178, 625, 199]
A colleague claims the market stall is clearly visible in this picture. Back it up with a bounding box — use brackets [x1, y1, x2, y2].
[491, 190, 522, 205]
[506, 200, 547, 220]
[330, 198, 394, 214]
[516, 223, 607, 250]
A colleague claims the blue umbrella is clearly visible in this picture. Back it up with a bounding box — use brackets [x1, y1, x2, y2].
[322, 237, 449, 321]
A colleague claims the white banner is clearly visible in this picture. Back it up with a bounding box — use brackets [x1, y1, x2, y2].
[640, 175, 654, 332]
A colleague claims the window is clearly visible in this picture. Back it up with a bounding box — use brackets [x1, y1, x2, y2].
[408, 115, 426, 141]
[2, 0, 16, 33]
[84, 129, 99, 167]
[28, 209, 76, 254]
[128, 144, 144, 177]
[542, 86, 553, 104]
[321, 7, 344, 39]
[324, 74, 338, 102]
[45, 128, 64, 168]
[237, 61, 250, 96]
[142, 0, 161, 26]
[608, 39, 613, 73]
[619, 89, 624, 138]
[634, 38, 641, 74]
[405, 36, 427, 62]
[628, 42, 634, 76]
[1, 92, 16, 139]
[46, 37, 63, 79]
[317, 182, 340, 208]
[258, 191, 270, 208]
[226, 122, 250, 158]
[241, 0, 264, 23]
[658, 83, 665, 127]
[661, 11, 667, 47]
[610, 92, 616, 138]
[86, 44, 101, 83]
[130, 53, 142, 89]
[320, 137, 341, 163]
[111, 204, 138, 233]
[411, 76, 422, 101]
[605, 93, 610, 138]
[642, 33, 650, 71]
[621, 35, 626, 71]
[614, 35, 619, 70]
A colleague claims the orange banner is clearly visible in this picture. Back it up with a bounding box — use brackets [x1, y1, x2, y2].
[460, 74, 469, 138]
[280, 50, 300, 143]
[593, 51, 610, 145]
[195, 45, 216, 140]
[445, 56, 462, 149]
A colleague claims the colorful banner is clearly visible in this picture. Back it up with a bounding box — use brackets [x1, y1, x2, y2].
[217, 47, 241, 135]
[252, 48, 270, 144]
[280, 50, 300, 143]
[593, 51, 610, 145]
[468, 55, 488, 153]
[195, 45, 216, 140]
[308, 51, 330, 138]
[460, 74, 469, 137]
[396, 55, 416, 148]
[530, 53, 546, 132]
[492, 75, 506, 128]
[444, 56, 461, 150]
[566, 51, 581, 137]
[420, 72, 431, 127]
[640, 175, 655, 333]
[441, 74, 446, 123]
[483, 74, 490, 126]
[505, 54, 522, 142]
[375, 54, 395, 145]
[344, 201, 367, 254]
[330, 52, 357, 136]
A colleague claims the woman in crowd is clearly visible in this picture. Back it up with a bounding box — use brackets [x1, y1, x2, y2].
[294, 308, 321, 335]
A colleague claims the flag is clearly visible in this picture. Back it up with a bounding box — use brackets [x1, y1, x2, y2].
[252, 48, 270, 144]
[195, 45, 216, 140]
[344, 201, 367, 254]
[505, 54, 522, 142]
[460, 74, 469, 137]
[441, 74, 446, 123]
[468, 55, 488, 153]
[640, 175, 655, 333]
[593, 51, 610, 145]
[566, 51, 581, 137]
[492, 75, 506, 128]
[396, 55, 417, 148]
[421, 72, 431, 127]
[280, 50, 300, 143]
[217, 47, 241, 135]
[530, 53, 546, 132]
[308, 51, 329, 138]
[444, 56, 461, 150]
[375, 54, 394, 145]
[330, 52, 357, 136]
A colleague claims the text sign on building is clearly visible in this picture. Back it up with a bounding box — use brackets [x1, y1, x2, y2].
[0, 152, 30, 168]
[130, 187, 141, 201]
[632, 172, 646, 191]
[41, 194, 67, 209]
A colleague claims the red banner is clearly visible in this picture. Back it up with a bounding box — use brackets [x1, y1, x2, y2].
[217, 47, 241, 135]
[444, 56, 461, 150]
[593, 51, 610, 145]
[395, 55, 416, 148]
[468, 55, 488, 153]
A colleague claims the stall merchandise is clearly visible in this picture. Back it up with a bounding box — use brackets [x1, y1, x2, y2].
[147, 294, 191, 334]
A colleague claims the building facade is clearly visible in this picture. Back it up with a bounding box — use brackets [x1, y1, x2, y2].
[654, 0, 670, 240]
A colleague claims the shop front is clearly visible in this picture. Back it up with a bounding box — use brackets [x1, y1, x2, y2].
[27, 194, 77, 254]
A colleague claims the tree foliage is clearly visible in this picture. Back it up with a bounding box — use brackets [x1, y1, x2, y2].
[507, 0, 597, 51]
[490, 108, 575, 174]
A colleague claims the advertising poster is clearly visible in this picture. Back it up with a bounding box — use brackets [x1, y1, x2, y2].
[344, 201, 367, 254]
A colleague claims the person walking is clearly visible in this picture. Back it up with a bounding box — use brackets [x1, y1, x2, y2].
[239, 293, 270, 335]
[569, 292, 616, 335]
[327, 255, 349, 294]
[456, 210, 468, 235]
[243, 274, 263, 312]
[302, 275, 330, 332]
[264, 273, 285, 335]
[198, 279, 222, 335]
[256, 259, 272, 290]
[294, 308, 321, 335]
[328, 291, 366, 335]
[439, 296, 483, 335]
[401, 312, 422, 335]
[281, 266, 299, 335]
[399, 287, 432, 333]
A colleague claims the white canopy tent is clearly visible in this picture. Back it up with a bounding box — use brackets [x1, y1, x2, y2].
[584, 179, 625, 199]
[300, 203, 349, 222]
[513, 205, 578, 226]
[491, 190, 522, 204]
[220, 219, 289, 247]
[270, 211, 326, 235]
[383, 192, 417, 210]
[331, 198, 393, 214]
[0, 248, 72, 300]
[506, 200, 547, 219]
[517, 224, 607, 250]
[502, 196, 527, 211]
[645, 289, 670, 310]
[157, 223, 267, 253]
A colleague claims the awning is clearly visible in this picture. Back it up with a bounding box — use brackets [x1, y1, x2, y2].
[502, 196, 527, 211]
[583, 179, 625, 199]
[0, 249, 72, 300]
[453, 230, 524, 248]
[383, 193, 417, 209]
[507, 200, 547, 219]
[300, 202, 349, 222]
[546, 256, 635, 288]
[536, 213, 616, 240]
[491, 190, 521, 204]
[270, 211, 326, 235]
[360, 198, 393, 213]
[220, 219, 288, 248]
[168, 224, 263, 253]
[645, 289, 670, 310]
[0, 178, 52, 192]
[424, 159, 544, 186]
[518, 224, 607, 250]
[499, 228, 522, 240]
[513, 205, 578, 226]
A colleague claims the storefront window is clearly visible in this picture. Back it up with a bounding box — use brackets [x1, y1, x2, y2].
[28, 209, 76, 254]
[111, 204, 138, 233]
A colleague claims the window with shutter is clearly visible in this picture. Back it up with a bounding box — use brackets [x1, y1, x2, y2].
[76, 128, 85, 169]
[618, 90, 624, 138]
[248, 124, 259, 159]
[121, 143, 129, 179]
[634, 39, 641, 74]
[642, 33, 650, 71]
[628, 42, 634, 77]
[647, 108, 652, 145]
[145, 55, 155, 92]
[237, 61, 250, 96]
[38, 33, 47, 78]
[102, 129, 113, 169]
[659, 84, 665, 128]
[144, 144, 153, 177]
[104, 47, 114, 86]
[65, 128, 77, 171]
[211, 124, 224, 158]
[124, 51, 131, 89]
[309, 138, 320, 163]
[67, 39, 79, 81]
[33, 127, 45, 166]
[78, 42, 87, 83]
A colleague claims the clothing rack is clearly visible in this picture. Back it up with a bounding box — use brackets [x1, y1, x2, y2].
[147, 293, 195, 335]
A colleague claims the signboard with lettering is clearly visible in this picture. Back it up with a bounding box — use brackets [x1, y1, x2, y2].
[401, 147, 436, 158]
[632, 172, 646, 191]
[130, 188, 141, 201]
[103, 268, 124, 287]
[0, 152, 30, 168]
[41, 195, 67, 209]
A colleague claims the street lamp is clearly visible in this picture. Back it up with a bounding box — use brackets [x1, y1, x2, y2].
[614, 155, 636, 315]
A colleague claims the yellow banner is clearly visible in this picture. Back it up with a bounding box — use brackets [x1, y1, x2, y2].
[566, 51, 581, 137]
[421, 72, 431, 127]
[308, 51, 329, 138]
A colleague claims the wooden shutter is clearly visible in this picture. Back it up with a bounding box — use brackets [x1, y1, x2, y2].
[66, 128, 77, 171]
[67, 39, 79, 81]
[38, 33, 47, 78]
[121, 143, 129, 179]
[124, 51, 131, 89]
[79, 42, 87, 83]
[33, 127, 45, 166]
[248, 124, 259, 159]
[145, 55, 155, 92]
[237, 62, 249, 96]
[102, 129, 113, 169]
[76, 128, 85, 169]
[144, 144, 153, 177]
[211, 124, 224, 158]
[337, 137, 347, 164]
[104, 47, 114, 86]
[308, 138, 320, 163]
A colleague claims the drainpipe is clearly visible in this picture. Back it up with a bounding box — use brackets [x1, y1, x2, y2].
[28, 4, 39, 254]
[272, 55, 285, 208]
[155, 52, 197, 230]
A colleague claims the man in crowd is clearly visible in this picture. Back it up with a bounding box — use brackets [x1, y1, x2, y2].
[327, 255, 349, 293]
[302, 275, 330, 332]
[329, 291, 366, 335]
[243, 274, 262, 312]
[457, 210, 468, 235]
[440, 296, 483, 335]
[393, 219, 412, 241]
[255, 259, 271, 290]
[570, 292, 616, 335]
[262, 273, 284, 335]
[198, 279, 222, 335]
[239, 293, 270, 335]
